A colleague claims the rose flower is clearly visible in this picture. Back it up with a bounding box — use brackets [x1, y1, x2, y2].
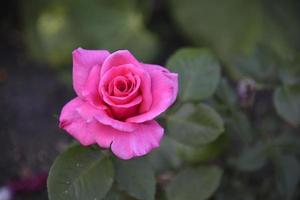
[59, 48, 178, 159]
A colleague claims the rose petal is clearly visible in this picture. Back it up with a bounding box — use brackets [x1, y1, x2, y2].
[111, 120, 164, 159]
[100, 64, 152, 113]
[81, 93, 142, 121]
[108, 75, 141, 104]
[104, 95, 142, 108]
[59, 98, 95, 145]
[110, 98, 141, 120]
[73, 48, 110, 97]
[113, 76, 129, 96]
[126, 64, 178, 123]
[75, 98, 137, 132]
[101, 50, 140, 77]
[59, 98, 164, 160]
[95, 120, 163, 160]
[83, 65, 106, 108]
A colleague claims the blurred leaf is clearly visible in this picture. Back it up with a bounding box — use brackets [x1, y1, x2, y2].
[279, 56, 300, 86]
[265, 0, 300, 57]
[274, 85, 300, 126]
[166, 48, 221, 101]
[213, 79, 254, 144]
[269, 134, 300, 155]
[23, 1, 76, 67]
[178, 134, 227, 164]
[113, 157, 155, 200]
[166, 166, 223, 200]
[168, 0, 263, 61]
[68, 0, 158, 61]
[103, 188, 124, 200]
[225, 111, 254, 144]
[167, 103, 224, 146]
[232, 46, 279, 83]
[214, 78, 236, 107]
[276, 155, 300, 200]
[149, 136, 182, 172]
[47, 145, 114, 200]
[230, 142, 267, 171]
[215, 176, 257, 200]
[23, 0, 158, 66]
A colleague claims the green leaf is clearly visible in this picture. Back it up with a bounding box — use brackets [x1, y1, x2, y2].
[103, 189, 123, 200]
[166, 166, 223, 200]
[279, 56, 300, 86]
[225, 111, 253, 144]
[230, 142, 267, 171]
[274, 86, 300, 126]
[178, 134, 227, 164]
[23, 0, 158, 66]
[276, 155, 300, 200]
[167, 103, 224, 146]
[166, 48, 221, 101]
[113, 157, 156, 200]
[47, 145, 114, 200]
[168, 0, 263, 62]
[148, 136, 182, 172]
[232, 46, 279, 83]
[214, 78, 236, 107]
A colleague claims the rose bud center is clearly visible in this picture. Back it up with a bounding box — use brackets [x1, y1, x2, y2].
[101, 69, 142, 120]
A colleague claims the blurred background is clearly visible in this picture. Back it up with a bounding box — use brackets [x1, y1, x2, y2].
[1, 0, 300, 199]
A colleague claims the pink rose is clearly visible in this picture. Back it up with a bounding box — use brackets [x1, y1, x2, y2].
[59, 48, 178, 159]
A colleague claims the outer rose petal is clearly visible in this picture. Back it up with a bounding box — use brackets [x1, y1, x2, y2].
[76, 100, 137, 132]
[59, 98, 95, 145]
[60, 98, 164, 160]
[126, 64, 178, 123]
[73, 48, 110, 97]
[83, 65, 106, 108]
[109, 120, 164, 160]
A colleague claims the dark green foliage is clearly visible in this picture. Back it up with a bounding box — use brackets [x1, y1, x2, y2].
[167, 48, 221, 101]
[113, 157, 156, 200]
[47, 145, 114, 200]
[38, 0, 300, 199]
[166, 166, 223, 200]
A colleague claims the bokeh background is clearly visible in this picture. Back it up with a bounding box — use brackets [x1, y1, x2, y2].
[1, 0, 300, 199]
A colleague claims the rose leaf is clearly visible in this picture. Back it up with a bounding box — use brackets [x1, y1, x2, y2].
[47, 144, 114, 200]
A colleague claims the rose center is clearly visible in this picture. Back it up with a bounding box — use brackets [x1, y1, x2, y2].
[100, 68, 143, 121]
[107, 75, 137, 97]
[115, 80, 127, 92]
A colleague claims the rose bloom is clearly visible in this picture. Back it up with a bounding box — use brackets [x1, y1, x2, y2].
[59, 48, 178, 159]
